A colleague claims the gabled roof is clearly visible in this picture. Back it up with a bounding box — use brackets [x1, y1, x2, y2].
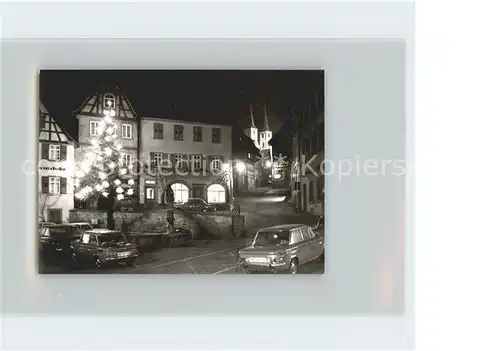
[39, 102, 76, 144]
[73, 84, 137, 120]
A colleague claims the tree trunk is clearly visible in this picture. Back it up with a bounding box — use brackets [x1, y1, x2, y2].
[106, 193, 116, 229]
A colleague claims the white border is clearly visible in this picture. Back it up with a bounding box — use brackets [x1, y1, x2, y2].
[1, 2, 414, 350]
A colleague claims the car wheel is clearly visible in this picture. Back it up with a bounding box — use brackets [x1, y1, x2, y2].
[288, 258, 299, 275]
[94, 256, 103, 268]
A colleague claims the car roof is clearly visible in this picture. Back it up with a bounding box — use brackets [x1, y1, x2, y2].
[259, 224, 308, 231]
[188, 198, 204, 201]
[68, 222, 92, 226]
[84, 229, 122, 235]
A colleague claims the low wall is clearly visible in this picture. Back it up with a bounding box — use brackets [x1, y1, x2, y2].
[193, 213, 245, 239]
[68, 208, 200, 239]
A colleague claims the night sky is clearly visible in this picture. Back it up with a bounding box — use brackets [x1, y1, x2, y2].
[39, 70, 324, 139]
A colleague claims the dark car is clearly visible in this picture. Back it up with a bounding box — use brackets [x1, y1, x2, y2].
[237, 224, 325, 274]
[175, 198, 215, 213]
[70, 229, 140, 268]
[38, 223, 93, 264]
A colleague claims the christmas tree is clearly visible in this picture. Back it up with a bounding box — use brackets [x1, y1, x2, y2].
[74, 102, 135, 229]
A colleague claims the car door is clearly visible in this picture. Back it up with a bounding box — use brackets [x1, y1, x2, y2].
[74, 232, 93, 261]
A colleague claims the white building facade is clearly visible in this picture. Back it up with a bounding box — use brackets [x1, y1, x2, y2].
[139, 117, 233, 206]
[38, 103, 76, 223]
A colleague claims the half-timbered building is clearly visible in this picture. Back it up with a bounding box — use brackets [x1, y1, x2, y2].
[39, 102, 76, 223]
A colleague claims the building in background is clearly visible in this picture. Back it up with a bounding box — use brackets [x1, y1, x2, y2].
[38, 102, 76, 223]
[73, 85, 139, 210]
[139, 117, 233, 206]
[244, 103, 274, 185]
[232, 128, 261, 193]
[290, 96, 325, 215]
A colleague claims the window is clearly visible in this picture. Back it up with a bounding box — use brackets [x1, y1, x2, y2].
[212, 127, 221, 143]
[122, 153, 132, 166]
[49, 176, 60, 194]
[300, 227, 314, 240]
[103, 94, 115, 109]
[192, 155, 202, 170]
[146, 188, 155, 200]
[171, 183, 189, 203]
[174, 125, 184, 141]
[290, 229, 304, 244]
[254, 231, 290, 246]
[151, 153, 163, 167]
[48, 144, 61, 161]
[122, 124, 132, 139]
[211, 156, 221, 171]
[81, 233, 90, 244]
[90, 121, 99, 136]
[175, 154, 183, 168]
[153, 123, 163, 139]
[193, 126, 203, 142]
[207, 184, 226, 203]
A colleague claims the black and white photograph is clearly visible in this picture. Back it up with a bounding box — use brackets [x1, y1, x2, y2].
[38, 70, 325, 274]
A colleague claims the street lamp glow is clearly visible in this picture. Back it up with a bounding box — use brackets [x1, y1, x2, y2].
[265, 160, 272, 168]
[236, 161, 246, 173]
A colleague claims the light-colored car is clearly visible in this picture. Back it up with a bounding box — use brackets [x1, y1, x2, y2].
[237, 224, 324, 274]
[70, 229, 140, 268]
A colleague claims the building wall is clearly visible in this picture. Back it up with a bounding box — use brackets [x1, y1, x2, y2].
[139, 118, 233, 204]
[290, 109, 325, 214]
[77, 114, 139, 151]
[38, 142, 75, 222]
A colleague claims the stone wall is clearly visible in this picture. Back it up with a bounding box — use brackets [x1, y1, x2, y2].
[193, 213, 245, 239]
[68, 208, 200, 239]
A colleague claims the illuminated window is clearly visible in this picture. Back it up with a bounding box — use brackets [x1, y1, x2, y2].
[207, 184, 226, 203]
[146, 188, 155, 200]
[171, 183, 189, 203]
[48, 144, 60, 161]
[103, 94, 115, 109]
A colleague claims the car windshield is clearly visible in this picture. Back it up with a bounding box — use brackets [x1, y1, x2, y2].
[39, 227, 67, 237]
[254, 231, 290, 246]
[97, 234, 127, 245]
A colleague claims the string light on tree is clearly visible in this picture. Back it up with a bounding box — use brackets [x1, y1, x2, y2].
[73, 100, 135, 229]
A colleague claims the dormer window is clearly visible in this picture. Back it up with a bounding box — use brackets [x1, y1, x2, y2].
[103, 94, 116, 109]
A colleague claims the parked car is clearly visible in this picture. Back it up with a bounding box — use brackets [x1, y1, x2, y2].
[313, 216, 324, 236]
[68, 222, 93, 232]
[70, 229, 140, 268]
[39, 223, 91, 264]
[237, 224, 325, 274]
[175, 198, 215, 212]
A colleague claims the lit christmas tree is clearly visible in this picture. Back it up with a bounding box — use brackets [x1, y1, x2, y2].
[74, 102, 135, 229]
